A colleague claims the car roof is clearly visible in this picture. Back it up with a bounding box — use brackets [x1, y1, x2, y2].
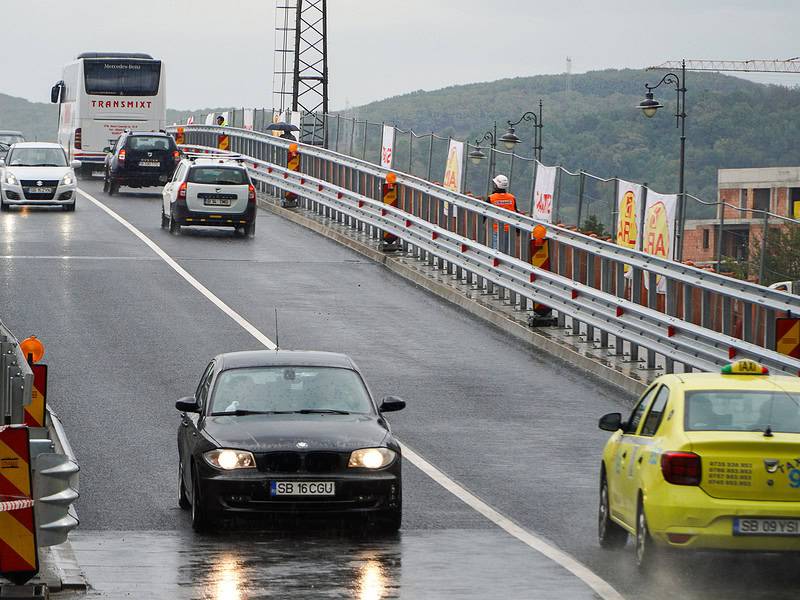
[665, 372, 800, 393]
[9, 142, 63, 149]
[188, 158, 246, 168]
[217, 350, 357, 371]
[0, 131, 23, 136]
[126, 131, 170, 137]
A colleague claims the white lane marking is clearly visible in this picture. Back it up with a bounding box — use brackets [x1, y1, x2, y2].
[402, 444, 625, 600]
[0, 255, 158, 260]
[78, 186, 624, 600]
[78, 189, 276, 350]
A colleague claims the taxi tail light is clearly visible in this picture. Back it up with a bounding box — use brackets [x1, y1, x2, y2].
[118, 149, 126, 166]
[248, 184, 256, 204]
[661, 452, 701, 486]
[74, 128, 82, 149]
[177, 182, 187, 201]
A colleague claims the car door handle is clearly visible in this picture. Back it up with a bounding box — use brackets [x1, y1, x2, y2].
[638, 456, 643, 464]
[621, 451, 627, 459]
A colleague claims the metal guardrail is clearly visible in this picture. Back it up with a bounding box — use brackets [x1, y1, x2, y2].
[171, 126, 800, 378]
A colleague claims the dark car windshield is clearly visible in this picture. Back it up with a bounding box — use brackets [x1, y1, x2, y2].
[209, 367, 374, 416]
[125, 136, 174, 152]
[188, 167, 249, 186]
[7, 147, 67, 167]
[685, 390, 800, 433]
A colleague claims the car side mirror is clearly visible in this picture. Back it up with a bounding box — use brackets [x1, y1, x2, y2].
[50, 81, 64, 104]
[175, 396, 200, 413]
[599, 412, 623, 432]
[70, 160, 81, 170]
[103, 147, 111, 154]
[0, 159, 5, 167]
[379, 396, 406, 413]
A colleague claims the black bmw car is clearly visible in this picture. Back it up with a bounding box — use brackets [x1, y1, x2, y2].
[176, 350, 406, 532]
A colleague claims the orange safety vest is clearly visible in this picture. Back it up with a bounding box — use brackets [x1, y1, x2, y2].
[489, 192, 518, 232]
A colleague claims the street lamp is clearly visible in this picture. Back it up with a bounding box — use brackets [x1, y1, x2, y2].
[639, 59, 687, 261]
[468, 125, 497, 195]
[498, 100, 544, 161]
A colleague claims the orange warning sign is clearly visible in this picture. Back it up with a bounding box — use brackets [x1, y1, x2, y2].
[382, 181, 398, 245]
[0, 425, 38, 584]
[531, 235, 551, 316]
[24, 364, 47, 428]
[776, 317, 800, 359]
[217, 134, 230, 151]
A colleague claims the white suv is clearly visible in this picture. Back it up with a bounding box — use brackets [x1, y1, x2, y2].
[161, 157, 256, 236]
[0, 142, 79, 211]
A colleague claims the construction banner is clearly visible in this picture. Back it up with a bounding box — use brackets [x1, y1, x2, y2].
[532, 165, 556, 223]
[24, 364, 47, 428]
[380, 125, 395, 169]
[641, 191, 678, 292]
[776, 318, 800, 359]
[0, 425, 38, 584]
[616, 180, 643, 250]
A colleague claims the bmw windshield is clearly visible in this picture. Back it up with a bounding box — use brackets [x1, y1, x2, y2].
[209, 367, 375, 416]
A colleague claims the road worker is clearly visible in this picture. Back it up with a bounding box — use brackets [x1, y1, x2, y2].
[487, 174, 518, 249]
[216, 114, 227, 127]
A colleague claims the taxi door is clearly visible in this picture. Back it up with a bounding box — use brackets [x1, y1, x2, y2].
[612, 385, 658, 528]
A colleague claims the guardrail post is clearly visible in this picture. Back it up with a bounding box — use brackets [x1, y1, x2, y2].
[629, 267, 643, 363]
[646, 271, 658, 369]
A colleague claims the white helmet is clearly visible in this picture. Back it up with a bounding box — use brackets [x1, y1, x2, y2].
[492, 174, 509, 190]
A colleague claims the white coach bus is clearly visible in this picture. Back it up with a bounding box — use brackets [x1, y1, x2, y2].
[51, 52, 167, 176]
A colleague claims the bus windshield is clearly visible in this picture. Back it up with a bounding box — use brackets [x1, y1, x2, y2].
[84, 60, 161, 96]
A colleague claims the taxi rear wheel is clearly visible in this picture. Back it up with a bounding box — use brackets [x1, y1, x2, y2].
[598, 474, 627, 549]
[635, 499, 658, 570]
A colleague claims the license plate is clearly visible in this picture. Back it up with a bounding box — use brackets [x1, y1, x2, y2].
[92, 170, 104, 177]
[270, 481, 335, 496]
[29, 187, 52, 194]
[203, 197, 232, 207]
[734, 518, 800, 536]
[139, 160, 160, 167]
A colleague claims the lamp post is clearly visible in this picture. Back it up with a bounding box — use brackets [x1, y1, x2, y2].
[468, 122, 497, 196]
[498, 99, 544, 161]
[638, 59, 687, 261]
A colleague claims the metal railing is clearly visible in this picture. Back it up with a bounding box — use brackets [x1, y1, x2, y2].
[170, 125, 800, 378]
[0, 321, 33, 425]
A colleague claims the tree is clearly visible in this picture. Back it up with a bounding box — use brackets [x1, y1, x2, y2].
[582, 214, 608, 237]
[748, 225, 800, 285]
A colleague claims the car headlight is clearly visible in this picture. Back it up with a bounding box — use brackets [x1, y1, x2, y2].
[203, 449, 256, 471]
[61, 173, 75, 186]
[348, 448, 396, 469]
[5, 173, 18, 186]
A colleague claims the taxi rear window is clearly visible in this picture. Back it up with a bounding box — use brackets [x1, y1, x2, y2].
[187, 167, 249, 185]
[685, 390, 800, 433]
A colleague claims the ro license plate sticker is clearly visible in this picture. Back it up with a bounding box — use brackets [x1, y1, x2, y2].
[203, 197, 232, 207]
[734, 518, 800, 536]
[270, 481, 335, 496]
[139, 161, 160, 167]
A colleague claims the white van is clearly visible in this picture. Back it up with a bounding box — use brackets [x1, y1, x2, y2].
[51, 52, 167, 177]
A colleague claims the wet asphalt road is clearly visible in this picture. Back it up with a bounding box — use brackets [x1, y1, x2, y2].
[1, 179, 797, 599]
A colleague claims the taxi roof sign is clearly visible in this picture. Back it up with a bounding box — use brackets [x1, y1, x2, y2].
[721, 359, 769, 376]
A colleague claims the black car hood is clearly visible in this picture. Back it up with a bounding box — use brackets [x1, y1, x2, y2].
[202, 414, 390, 452]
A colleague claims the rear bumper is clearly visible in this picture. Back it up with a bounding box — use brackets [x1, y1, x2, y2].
[173, 203, 256, 227]
[645, 487, 800, 551]
[111, 169, 174, 187]
[198, 466, 401, 516]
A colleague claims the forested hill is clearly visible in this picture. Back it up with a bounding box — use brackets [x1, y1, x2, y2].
[350, 69, 800, 210]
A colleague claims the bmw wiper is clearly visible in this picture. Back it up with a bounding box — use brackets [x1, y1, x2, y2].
[210, 409, 293, 416]
[294, 409, 351, 415]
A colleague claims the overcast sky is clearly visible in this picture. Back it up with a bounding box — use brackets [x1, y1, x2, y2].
[3, 0, 799, 110]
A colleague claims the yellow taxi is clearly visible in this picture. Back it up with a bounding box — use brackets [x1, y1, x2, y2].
[597, 359, 800, 568]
